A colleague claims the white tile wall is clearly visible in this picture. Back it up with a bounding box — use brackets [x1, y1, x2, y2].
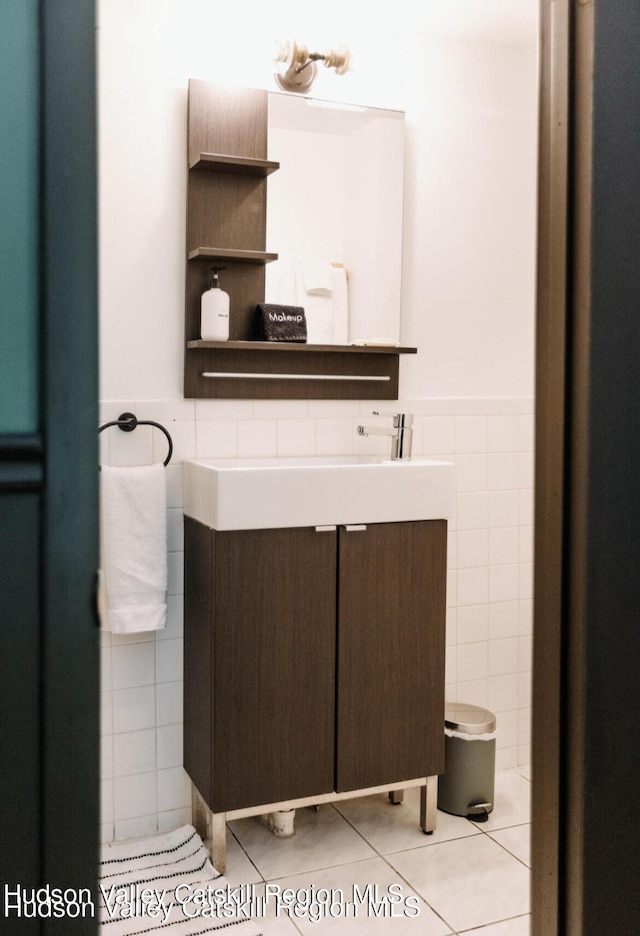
[99, 395, 534, 841]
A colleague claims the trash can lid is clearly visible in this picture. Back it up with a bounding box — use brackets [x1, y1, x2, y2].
[445, 702, 496, 735]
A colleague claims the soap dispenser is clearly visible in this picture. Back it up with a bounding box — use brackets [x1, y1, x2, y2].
[200, 266, 230, 340]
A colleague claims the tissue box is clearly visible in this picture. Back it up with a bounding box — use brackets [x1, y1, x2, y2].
[256, 304, 307, 342]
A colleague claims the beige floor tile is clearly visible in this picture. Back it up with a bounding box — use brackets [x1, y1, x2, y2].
[386, 833, 529, 932]
[229, 804, 375, 880]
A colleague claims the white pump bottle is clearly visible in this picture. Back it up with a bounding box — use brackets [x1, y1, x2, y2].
[200, 267, 230, 340]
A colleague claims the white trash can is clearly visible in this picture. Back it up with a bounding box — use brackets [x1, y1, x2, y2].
[437, 702, 497, 822]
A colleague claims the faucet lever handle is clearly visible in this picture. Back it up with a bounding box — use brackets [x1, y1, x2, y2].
[372, 410, 413, 428]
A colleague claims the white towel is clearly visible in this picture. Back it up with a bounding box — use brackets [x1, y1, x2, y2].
[100, 465, 167, 633]
[332, 265, 349, 345]
[300, 259, 333, 296]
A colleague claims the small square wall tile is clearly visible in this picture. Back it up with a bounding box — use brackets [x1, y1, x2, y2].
[101, 734, 113, 782]
[157, 724, 183, 770]
[308, 400, 360, 418]
[519, 599, 533, 635]
[112, 685, 156, 734]
[254, 400, 308, 419]
[519, 488, 535, 525]
[352, 418, 389, 456]
[519, 708, 532, 747]
[457, 642, 488, 682]
[518, 672, 532, 708]
[519, 413, 535, 450]
[114, 771, 157, 821]
[489, 564, 520, 603]
[457, 566, 489, 606]
[167, 551, 184, 597]
[157, 766, 191, 812]
[133, 400, 195, 423]
[167, 509, 184, 553]
[519, 635, 533, 673]
[519, 562, 534, 600]
[519, 525, 534, 564]
[455, 679, 489, 708]
[489, 600, 520, 640]
[456, 530, 489, 569]
[156, 638, 183, 684]
[101, 646, 112, 693]
[158, 808, 192, 833]
[158, 595, 183, 641]
[114, 815, 158, 841]
[495, 709, 518, 750]
[315, 418, 354, 455]
[446, 569, 457, 609]
[100, 400, 135, 423]
[489, 527, 520, 566]
[195, 400, 253, 420]
[455, 415, 488, 453]
[165, 464, 183, 509]
[421, 415, 456, 454]
[496, 747, 519, 770]
[109, 424, 154, 467]
[156, 680, 183, 727]
[154, 419, 195, 464]
[101, 691, 113, 736]
[518, 450, 534, 489]
[195, 420, 237, 458]
[457, 398, 500, 415]
[488, 415, 519, 452]
[489, 637, 520, 677]
[455, 454, 488, 492]
[277, 418, 315, 456]
[489, 491, 520, 528]
[113, 728, 157, 778]
[237, 419, 277, 457]
[456, 604, 489, 644]
[446, 607, 457, 646]
[488, 674, 519, 713]
[445, 648, 457, 685]
[488, 453, 520, 491]
[456, 492, 489, 531]
[101, 779, 114, 825]
[111, 641, 156, 691]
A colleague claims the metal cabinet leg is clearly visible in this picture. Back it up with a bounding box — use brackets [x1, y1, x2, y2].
[420, 776, 438, 834]
[191, 784, 227, 873]
[388, 789, 404, 805]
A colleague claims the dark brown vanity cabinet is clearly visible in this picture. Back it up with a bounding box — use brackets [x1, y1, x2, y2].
[183, 517, 446, 815]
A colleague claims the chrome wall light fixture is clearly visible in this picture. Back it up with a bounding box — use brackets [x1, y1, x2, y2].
[273, 39, 351, 94]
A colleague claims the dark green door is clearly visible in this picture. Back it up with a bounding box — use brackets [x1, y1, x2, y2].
[0, 1, 99, 932]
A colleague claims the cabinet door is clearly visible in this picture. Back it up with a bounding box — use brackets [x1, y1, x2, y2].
[336, 520, 446, 792]
[212, 526, 336, 811]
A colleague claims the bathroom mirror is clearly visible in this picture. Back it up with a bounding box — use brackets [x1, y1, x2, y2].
[265, 92, 405, 346]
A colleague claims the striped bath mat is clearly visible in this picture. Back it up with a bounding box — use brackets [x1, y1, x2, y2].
[99, 825, 265, 934]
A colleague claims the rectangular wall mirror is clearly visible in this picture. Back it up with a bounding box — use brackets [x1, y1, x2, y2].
[265, 93, 405, 347]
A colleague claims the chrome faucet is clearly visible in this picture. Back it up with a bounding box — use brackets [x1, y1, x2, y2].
[357, 411, 414, 460]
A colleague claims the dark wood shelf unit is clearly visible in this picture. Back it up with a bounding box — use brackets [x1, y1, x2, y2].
[190, 152, 280, 176]
[184, 342, 417, 399]
[184, 79, 415, 399]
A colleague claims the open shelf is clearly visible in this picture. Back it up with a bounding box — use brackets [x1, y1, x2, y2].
[187, 340, 417, 354]
[188, 247, 278, 264]
[190, 152, 280, 176]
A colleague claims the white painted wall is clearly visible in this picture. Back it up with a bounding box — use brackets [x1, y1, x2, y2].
[98, 0, 538, 401]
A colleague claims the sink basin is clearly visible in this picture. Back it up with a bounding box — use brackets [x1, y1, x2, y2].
[183, 455, 455, 531]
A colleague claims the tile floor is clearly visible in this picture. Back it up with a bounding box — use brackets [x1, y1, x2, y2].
[219, 766, 531, 935]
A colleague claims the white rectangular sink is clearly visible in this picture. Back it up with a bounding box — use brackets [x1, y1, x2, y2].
[183, 455, 455, 531]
